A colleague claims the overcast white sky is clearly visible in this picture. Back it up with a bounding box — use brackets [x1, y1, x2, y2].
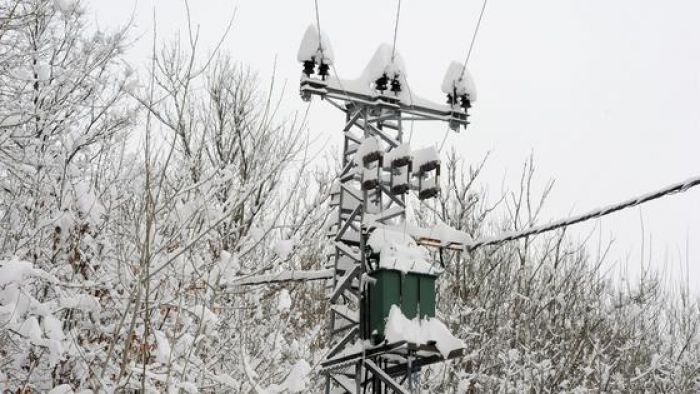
[88, 0, 699, 292]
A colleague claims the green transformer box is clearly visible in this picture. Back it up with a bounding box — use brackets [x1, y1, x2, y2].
[363, 268, 438, 344]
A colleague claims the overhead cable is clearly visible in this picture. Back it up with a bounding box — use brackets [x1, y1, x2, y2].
[460, 0, 489, 77]
[467, 175, 700, 251]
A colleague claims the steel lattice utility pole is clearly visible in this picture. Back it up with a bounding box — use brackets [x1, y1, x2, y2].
[300, 54, 471, 392]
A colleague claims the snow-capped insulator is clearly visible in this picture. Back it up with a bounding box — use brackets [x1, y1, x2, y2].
[375, 74, 388, 92]
[356, 136, 383, 166]
[418, 167, 440, 200]
[390, 165, 410, 195]
[385, 143, 411, 168]
[441, 61, 477, 110]
[419, 185, 439, 200]
[390, 77, 401, 94]
[363, 44, 407, 96]
[362, 163, 381, 191]
[412, 146, 440, 174]
[318, 62, 330, 80]
[411, 145, 441, 199]
[297, 25, 335, 78]
[302, 60, 315, 77]
[386, 145, 412, 195]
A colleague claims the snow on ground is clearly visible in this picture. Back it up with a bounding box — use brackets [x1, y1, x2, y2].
[384, 305, 464, 358]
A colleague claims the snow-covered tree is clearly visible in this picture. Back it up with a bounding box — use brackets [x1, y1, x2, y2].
[0, 0, 133, 390]
[415, 153, 700, 392]
[101, 16, 332, 391]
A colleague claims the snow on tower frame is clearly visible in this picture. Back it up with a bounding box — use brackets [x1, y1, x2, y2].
[299, 29, 472, 393]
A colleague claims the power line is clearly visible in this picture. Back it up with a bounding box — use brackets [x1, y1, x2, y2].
[437, 124, 450, 153]
[314, 0, 322, 46]
[391, 0, 402, 61]
[466, 175, 700, 251]
[460, 0, 489, 77]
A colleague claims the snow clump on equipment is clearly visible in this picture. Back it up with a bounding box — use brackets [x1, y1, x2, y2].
[441, 61, 477, 102]
[384, 305, 464, 358]
[297, 24, 335, 65]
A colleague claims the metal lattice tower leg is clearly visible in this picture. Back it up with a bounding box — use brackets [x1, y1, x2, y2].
[326, 103, 410, 392]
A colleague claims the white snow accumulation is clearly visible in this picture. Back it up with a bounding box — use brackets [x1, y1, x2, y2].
[384, 305, 464, 358]
[18, 316, 43, 343]
[412, 146, 440, 172]
[154, 330, 171, 364]
[363, 165, 379, 182]
[53, 0, 75, 13]
[0, 259, 66, 366]
[362, 43, 406, 85]
[370, 221, 472, 249]
[73, 180, 105, 223]
[297, 24, 334, 64]
[47, 385, 73, 394]
[355, 136, 382, 163]
[273, 239, 295, 260]
[60, 294, 101, 313]
[324, 44, 457, 111]
[264, 359, 312, 393]
[36, 63, 51, 81]
[429, 221, 472, 246]
[186, 305, 218, 334]
[384, 143, 412, 166]
[43, 314, 64, 340]
[441, 61, 477, 102]
[277, 289, 292, 313]
[0, 260, 37, 286]
[367, 228, 440, 275]
[282, 359, 312, 393]
[216, 250, 240, 286]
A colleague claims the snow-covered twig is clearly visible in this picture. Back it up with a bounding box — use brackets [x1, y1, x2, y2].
[230, 269, 333, 286]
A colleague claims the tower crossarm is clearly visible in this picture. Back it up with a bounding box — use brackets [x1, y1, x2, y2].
[301, 77, 469, 130]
